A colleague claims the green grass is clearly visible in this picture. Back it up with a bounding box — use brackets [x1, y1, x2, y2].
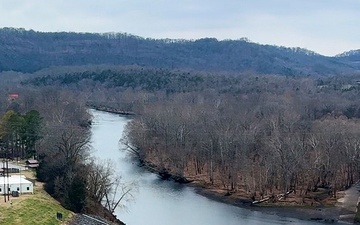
[0, 185, 73, 225]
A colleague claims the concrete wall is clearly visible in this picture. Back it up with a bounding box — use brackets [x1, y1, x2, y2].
[0, 182, 33, 194]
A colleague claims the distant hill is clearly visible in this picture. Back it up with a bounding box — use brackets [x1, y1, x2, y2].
[336, 50, 360, 69]
[0, 27, 356, 75]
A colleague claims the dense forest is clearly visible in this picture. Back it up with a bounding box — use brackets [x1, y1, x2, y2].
[0, 77, 127, 224]
[125, 85, 360, 201]
[2, 26, 360, 213]
[16, 66, 360, 205]
[0, 27, 358, 75]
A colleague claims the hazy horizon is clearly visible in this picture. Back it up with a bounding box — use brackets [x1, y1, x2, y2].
[1, 0, 359, 56]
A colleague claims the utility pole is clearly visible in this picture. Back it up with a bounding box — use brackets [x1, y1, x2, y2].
[18, 160, 21, 195]
[1, 143, 6, 203]
[5, 149, 9, 201]
[3, 159, 6, 203]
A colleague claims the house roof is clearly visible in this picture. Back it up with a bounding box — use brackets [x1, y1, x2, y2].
[26, 164, 39, 168]
[0, 175, 32, 185]
[26, 159, 39, 164]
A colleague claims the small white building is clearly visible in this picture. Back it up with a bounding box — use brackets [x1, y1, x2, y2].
[0, 175, 34, 195]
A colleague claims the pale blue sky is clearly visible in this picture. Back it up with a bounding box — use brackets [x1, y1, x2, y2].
[0, 0, 359, 56]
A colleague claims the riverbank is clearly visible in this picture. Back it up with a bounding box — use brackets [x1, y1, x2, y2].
[0, 170, 73, 225]
[69, 214, 125, 225]
[87, 104, 135, 116]
[0, 164, 124, 225]
[94, 108, 355, 224]
[192, 185, 341, 223]
[137, 157, 350, 224]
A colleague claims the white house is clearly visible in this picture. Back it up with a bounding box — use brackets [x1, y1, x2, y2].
[0, 175, 34, 195]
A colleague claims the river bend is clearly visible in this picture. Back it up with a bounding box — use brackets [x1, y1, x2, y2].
[90, 109, 321, 225]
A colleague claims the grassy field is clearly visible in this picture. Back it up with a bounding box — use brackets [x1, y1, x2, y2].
[0, 171, 73, 225]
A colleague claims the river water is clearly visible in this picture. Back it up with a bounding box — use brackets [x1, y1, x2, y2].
[90, 110, 321, 225]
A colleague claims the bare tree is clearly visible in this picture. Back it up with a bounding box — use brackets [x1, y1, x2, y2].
[87, 158, 138, 213]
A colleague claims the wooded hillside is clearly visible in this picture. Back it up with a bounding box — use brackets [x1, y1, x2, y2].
[17, 66, 360, 204]
[0, 27, 355, 75]
[0, 81, 127, 223]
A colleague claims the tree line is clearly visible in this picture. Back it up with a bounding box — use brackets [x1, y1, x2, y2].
[120, 74, 360, 203]
[0, 27, 355, 75]
[0, 84, 132, 223]
[0, 109, 42, 159]
[15, 66, 360, 204]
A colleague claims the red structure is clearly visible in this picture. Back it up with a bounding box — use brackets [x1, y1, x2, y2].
[8, 93, 19, 101]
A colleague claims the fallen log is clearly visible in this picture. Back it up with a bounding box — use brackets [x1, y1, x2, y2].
[252, 190, 294, 204]
[252, 197, 271, 204]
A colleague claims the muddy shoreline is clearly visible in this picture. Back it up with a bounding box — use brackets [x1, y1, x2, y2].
[192, 185, 341, 223]
[138, 158, 342, 224]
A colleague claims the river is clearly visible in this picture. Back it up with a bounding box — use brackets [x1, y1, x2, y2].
[90, 110, 323, 225]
